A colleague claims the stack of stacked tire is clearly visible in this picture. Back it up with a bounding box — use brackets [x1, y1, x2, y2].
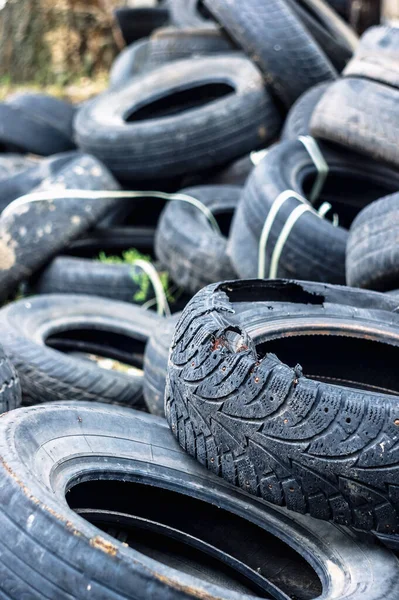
[0, 0, 399, 597]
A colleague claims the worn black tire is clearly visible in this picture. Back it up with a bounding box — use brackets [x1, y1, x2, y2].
[109, 39, 150, 89]
[144, 313, 179, 415]
[32, 256, 159, 304]
[282, 82, 329, 140]
[346, 193, 399, 292]
[169, 0, 215, 28]
[75, 55, 281, 181]
[114, 7, 170, 45]
[0, 345, 22, 414]
[166, 279, 399, 533]
[203, 0, 337, 108]
[0, 294, 160, 407]
[311, 77, 399, 170]
[109, 29, 234, 89]
[147, 26, 235, 66]
[0, 92, 76, 155]
[287, 0, 357, 72]
[0, 150, 84, 212]
[67, 226, 156, 256]
[0, 154, 120, 302]
[229, 138, 399, 284]
[0, 401, 398, 599]
[155, 185, 240, 293]
[343, 26, 399, 86]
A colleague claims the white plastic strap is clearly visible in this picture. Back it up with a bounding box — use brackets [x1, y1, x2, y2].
[2, 189, 221, 234]
[258, 190, 305, 279]
[250, 149, 269, 166]
[133, 259, 171, 317]
[268, 204, 312, 279]
[298, 135, 329, 204]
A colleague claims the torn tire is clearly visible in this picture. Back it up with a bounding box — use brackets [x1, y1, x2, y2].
[166, 278, 399, 533]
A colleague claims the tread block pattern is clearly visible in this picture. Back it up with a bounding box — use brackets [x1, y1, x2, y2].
[166, 283, 399, 533]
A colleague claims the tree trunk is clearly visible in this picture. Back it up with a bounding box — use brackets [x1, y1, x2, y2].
[0, 0, 125, 84]
[349, 0, 382, 35]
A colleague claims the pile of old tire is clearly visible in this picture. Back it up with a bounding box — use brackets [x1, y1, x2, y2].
[0, 2, 399, 598]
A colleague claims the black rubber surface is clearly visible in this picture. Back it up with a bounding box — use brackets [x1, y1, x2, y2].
[0, 92, 76, 155]
[0, 150, 84, 213]
[114, 7, 170, 45]
[0, 401, 397, 599]
[0, 154, 121, 302]
[144, 313, 179, 416]
[203, 0, 337, 107]
[0, 294, 160, 407]
[346, 192, 399, 292]
[155, 185, 240, 293]
[0, 344, 21, 414]
[166, 279, 399, 534]
[229, 138, 399, 284]
[282, 82, 330, 140]
[286, 0, 357, 72]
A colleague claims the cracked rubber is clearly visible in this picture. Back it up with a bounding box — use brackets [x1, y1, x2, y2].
[0, 294, 160, 407]
[203, 0, 337, 107]
[0, 402, 397, 599]
[347, 192, 399, 292]
[75, 55, 281, 181]
[166, 278, 399, 533]
[155, 185, 240, 293]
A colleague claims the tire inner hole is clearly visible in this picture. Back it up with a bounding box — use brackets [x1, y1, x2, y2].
[67, 479, 322, 600]
[301, 169, 398, 229]
[124, 82, 235, 122]
[197, 0, 213, 20]
[212, 207, 234, 236]
[256, 334, 399, 395]
[46, 328, 145, 375]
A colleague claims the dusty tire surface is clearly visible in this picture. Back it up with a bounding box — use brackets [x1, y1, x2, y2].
[166, 279, 399, 534]
[0, 401, 398, 599]
[143, 313, 179, 416]
[0, 294, 160, 407]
